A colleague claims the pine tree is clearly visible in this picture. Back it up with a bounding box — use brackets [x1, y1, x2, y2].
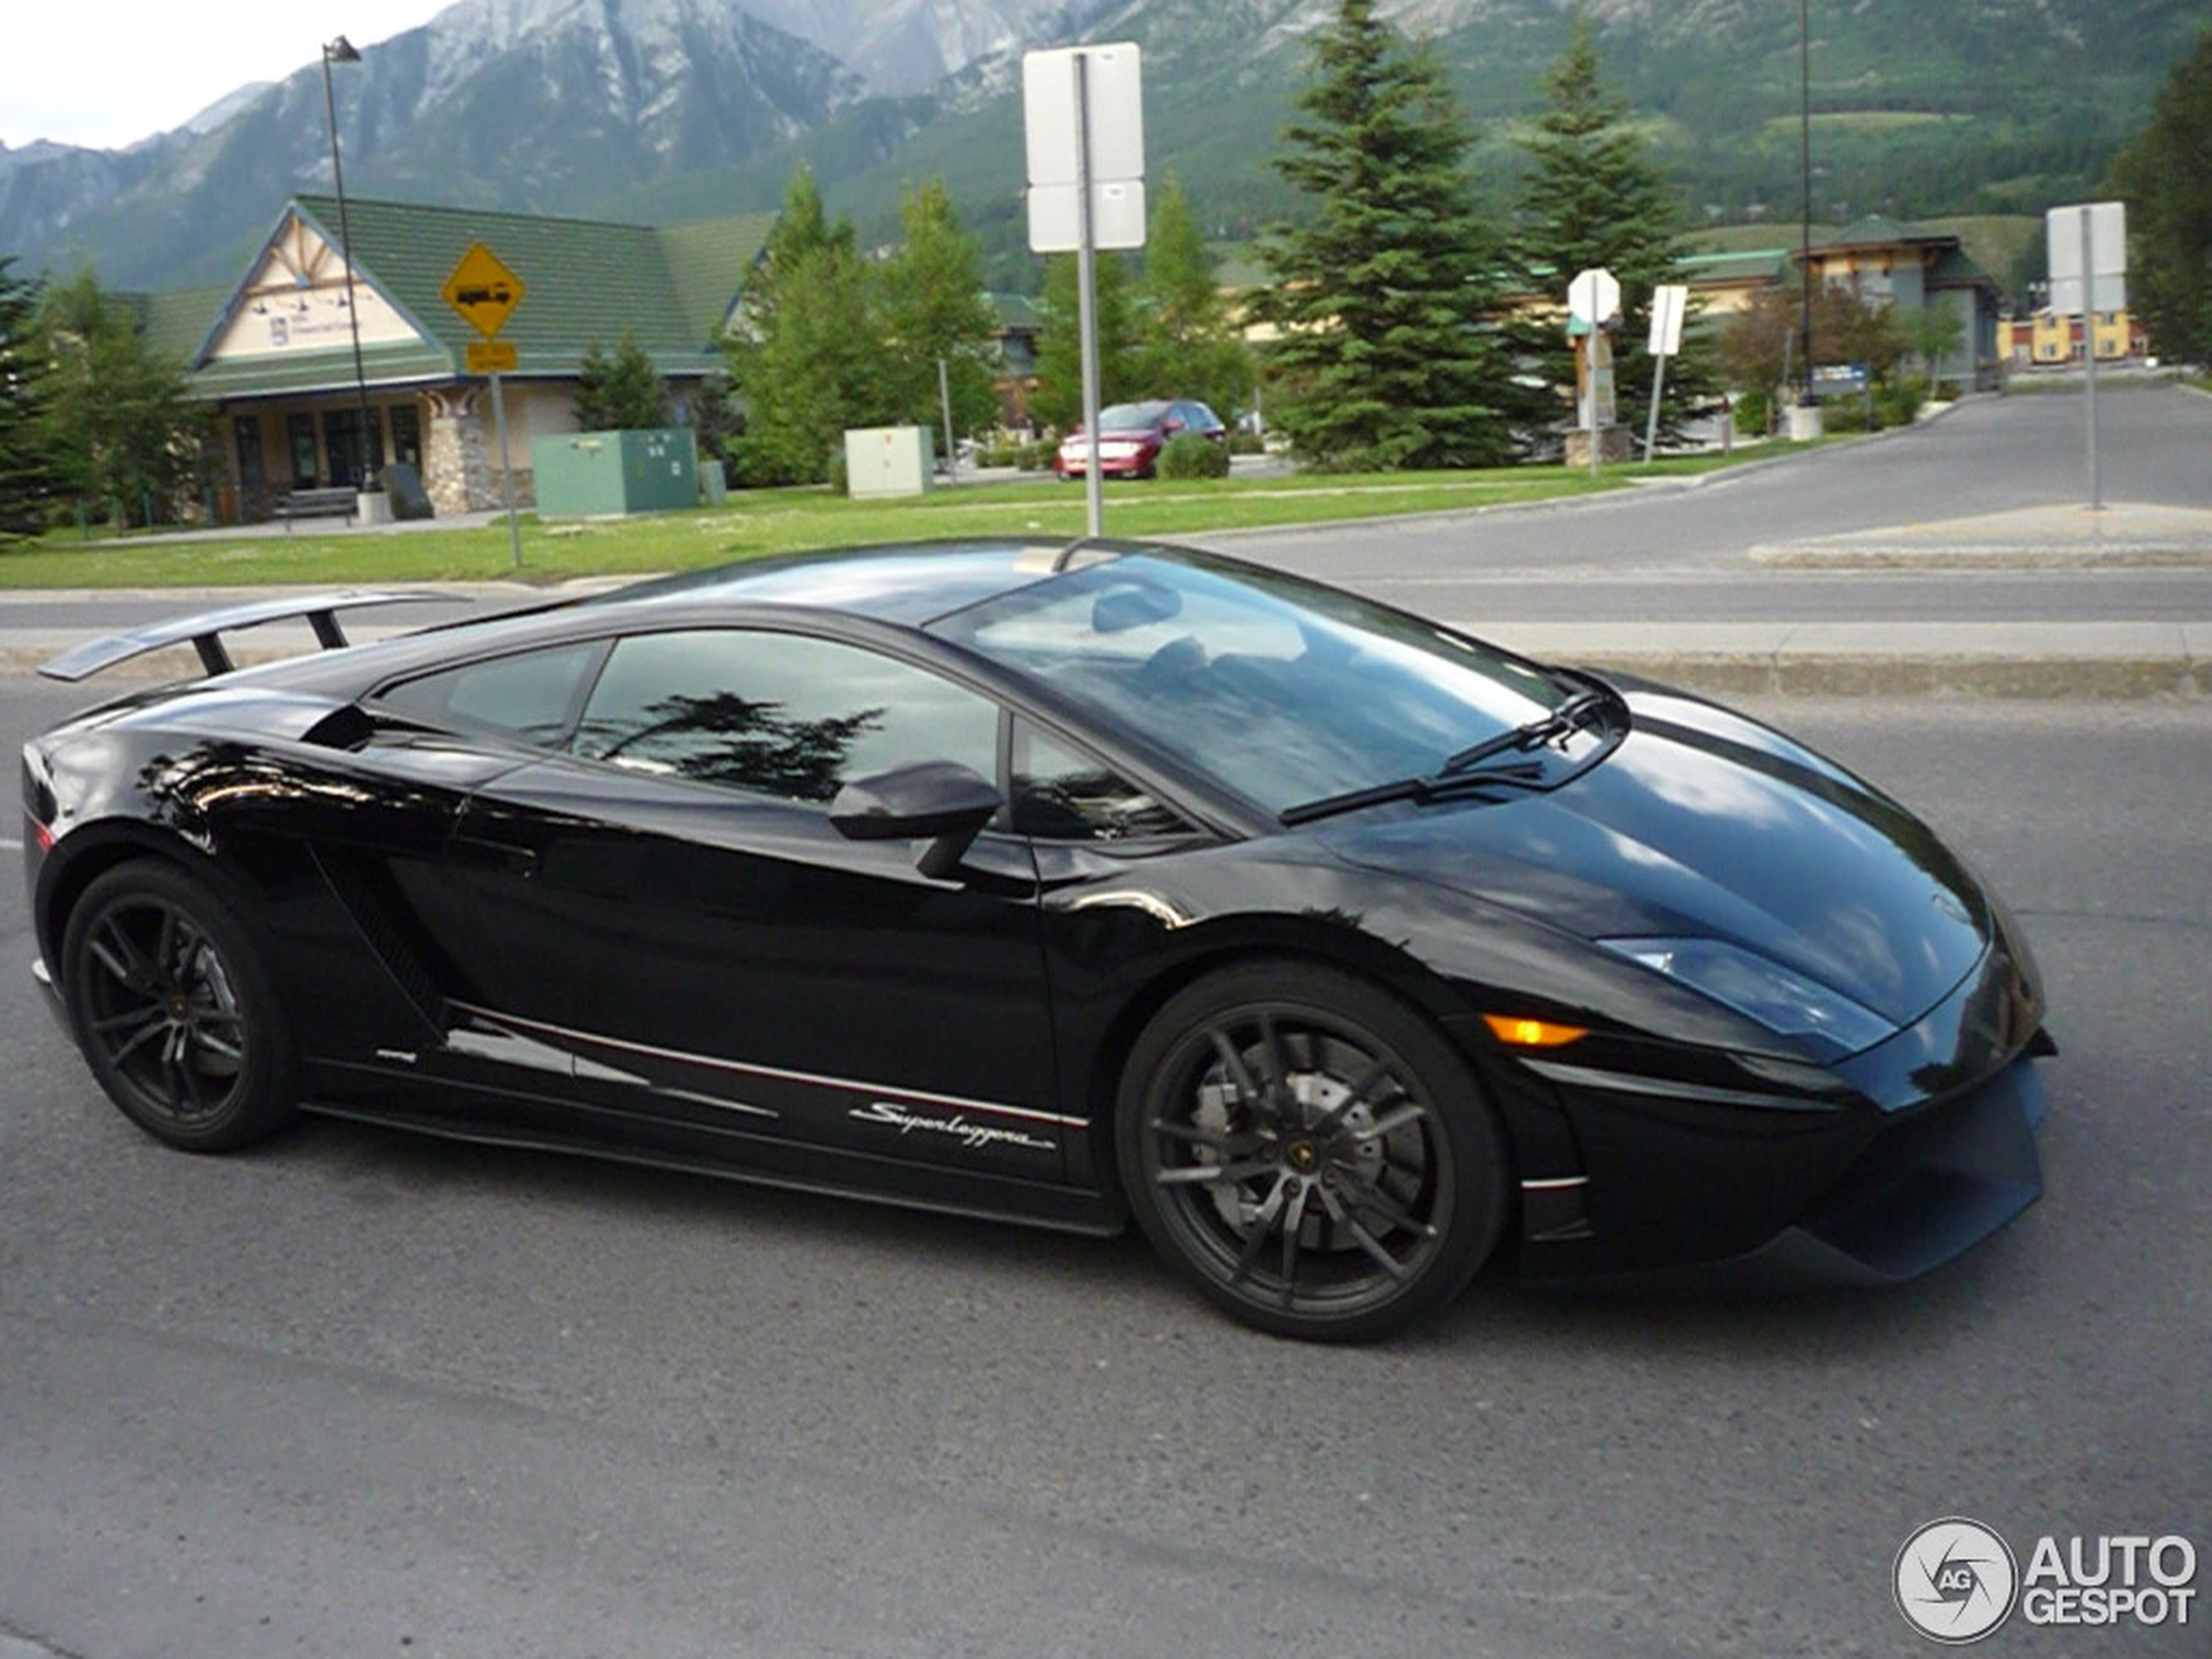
[0, 256, 56, 539]
[1032, 250, 1141, 434]
[1134, 175, 1254, 423]
[1514, 9, 1710, 447]
[39, 270, 205, 528]
[725, 167, 889, 485]
[2109, 28, 2212, 365]
[574, 330, 671, 430]
[878, 179, 1001, 442]
[1254, 0, 1521, 469]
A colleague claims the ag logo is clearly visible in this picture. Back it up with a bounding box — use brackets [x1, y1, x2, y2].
[1896, 1518, 2020, 1643]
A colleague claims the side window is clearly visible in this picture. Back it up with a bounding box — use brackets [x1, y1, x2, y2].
[377, 642, 604, 745]
[1011, 718, 1194, 842]
[570, 629, 999, 805]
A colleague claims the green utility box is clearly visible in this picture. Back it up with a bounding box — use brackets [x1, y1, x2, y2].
[532, 428, 698, 516]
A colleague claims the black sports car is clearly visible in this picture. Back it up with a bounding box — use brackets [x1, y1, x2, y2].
[21, 540, 2054, 1339]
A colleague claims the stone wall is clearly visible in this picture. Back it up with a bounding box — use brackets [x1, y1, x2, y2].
[423, 386, 492, 514]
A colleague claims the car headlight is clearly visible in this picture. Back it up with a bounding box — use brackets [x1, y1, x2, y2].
[1601, 936, 1895, 1061]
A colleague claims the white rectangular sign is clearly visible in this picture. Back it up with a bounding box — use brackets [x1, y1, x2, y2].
[1022, 44, 1144, 188]
[2047, 201, 2127, 317]
[1648, 284, 1689, 357]
[1026, 179, 1147, 253]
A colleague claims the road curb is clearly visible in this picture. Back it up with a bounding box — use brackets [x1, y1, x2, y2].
[1750, 542, 2212, 569]
[1558, 650, 2207, 700]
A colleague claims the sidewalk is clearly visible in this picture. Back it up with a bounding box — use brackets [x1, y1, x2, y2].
[5, 501, 2209, 699]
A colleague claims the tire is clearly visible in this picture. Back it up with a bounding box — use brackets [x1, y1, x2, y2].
[1116, 962, 1509, 1340]
[61, 861, 299, 1152]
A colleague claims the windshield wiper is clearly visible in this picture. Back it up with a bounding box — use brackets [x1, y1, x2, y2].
[1278, 686, 1620, 828]
[1437, 688, 1610, 777]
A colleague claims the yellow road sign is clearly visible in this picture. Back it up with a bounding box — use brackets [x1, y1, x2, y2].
[442, 242, 525, 340]
[466, 340, 519, 374]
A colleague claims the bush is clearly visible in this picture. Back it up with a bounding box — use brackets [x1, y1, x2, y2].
[1874, 375, 1927, 428]
[1821, 401, 1876, 433]
[1228, 430, 1266, 455]
[1734, 388, 1771, 437]
[1157, 434, 1232, 479]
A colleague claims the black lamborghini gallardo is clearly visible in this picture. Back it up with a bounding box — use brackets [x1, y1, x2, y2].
[22, 540, 2054, 1338]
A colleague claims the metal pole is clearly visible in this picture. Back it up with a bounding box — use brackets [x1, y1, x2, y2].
[1074, 52, 1104, 540]
[937, 355, 957, 485]
[1797, 0, 1813, 409]
[321, 38, 378, 492]
[1644, 353, 1669, 465]
[490, 372, 523, 568]
[2081, 205, 2102, 512]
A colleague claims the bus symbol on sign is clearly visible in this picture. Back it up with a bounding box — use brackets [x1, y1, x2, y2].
[442, 243, 525, 340]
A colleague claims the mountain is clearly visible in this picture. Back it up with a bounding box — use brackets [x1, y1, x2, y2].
[3, 0, 867, 290]
[2, 0, 2202, 298]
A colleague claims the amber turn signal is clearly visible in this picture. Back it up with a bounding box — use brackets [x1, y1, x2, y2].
[1482, 1014, 1588, 1049]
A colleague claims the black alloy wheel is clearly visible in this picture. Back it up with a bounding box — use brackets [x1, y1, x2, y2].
[62, 863, 297, 1151]
[1118, 964, 1508, 1340]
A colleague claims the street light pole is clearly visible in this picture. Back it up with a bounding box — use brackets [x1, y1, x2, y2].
[320, 35, 378, 492]
[1797, 0, 1813, 408]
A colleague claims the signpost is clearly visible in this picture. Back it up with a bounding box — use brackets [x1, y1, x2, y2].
[442, 241, 527, 566]
[2047, 200, 2127, 512]
[1643, 282, 1688, 463]
[1568, 267, 1622, 478]
[1025, 43, 1144, 539]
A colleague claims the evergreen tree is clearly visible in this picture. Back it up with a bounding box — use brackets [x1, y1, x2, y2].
[1255, 0, 1521, 469]
[1514, 9, 1710, 446]
[2109, 28, 2212, 365]
[1032, 250, 1141, 433]
[878, 179, 1001, 442]
[39, 270, 205, 528]
[725, 166, 889, 484]
[0, 256, 56, 539]
[1133, 175, 1254, 422]
[574, 330, 671, 430]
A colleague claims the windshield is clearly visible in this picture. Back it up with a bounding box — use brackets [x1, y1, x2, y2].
[928, 551, 1568, 815]
[1095, 401, 1170, 431]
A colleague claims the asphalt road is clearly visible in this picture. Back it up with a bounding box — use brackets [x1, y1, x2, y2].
[1212, 383, 2212, 630]
[2, 675, 2206, 1658]
[10, 386, 2211, 643]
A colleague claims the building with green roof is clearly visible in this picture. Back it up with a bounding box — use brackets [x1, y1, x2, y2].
[185, 194, 772, 517]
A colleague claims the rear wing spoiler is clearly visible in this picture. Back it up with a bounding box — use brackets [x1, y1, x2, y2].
[37, 590, 448, 683]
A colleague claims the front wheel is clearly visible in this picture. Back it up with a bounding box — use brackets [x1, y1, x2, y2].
[61, 861, 298, 1151]
[1116, 963, 1508, 1340]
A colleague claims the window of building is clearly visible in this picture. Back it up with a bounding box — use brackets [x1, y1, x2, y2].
[323, 407, 386, 488]
[390, 404, 422, 470]
[287, 412, 319, 487]
[233, 415, 265, 489]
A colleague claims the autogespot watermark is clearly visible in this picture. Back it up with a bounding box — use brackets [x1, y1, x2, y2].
[1894, 1518, 2200, 1644]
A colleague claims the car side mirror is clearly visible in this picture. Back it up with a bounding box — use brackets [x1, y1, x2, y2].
[1163, 418, 1184, 433]
[830, 760, 1003, 879]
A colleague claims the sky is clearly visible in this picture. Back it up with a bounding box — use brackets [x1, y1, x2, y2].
[0, 1, 452, 151]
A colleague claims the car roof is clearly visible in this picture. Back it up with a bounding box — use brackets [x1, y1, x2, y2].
[172, 538, 1185, 703]
[573, 539, 1086, 627]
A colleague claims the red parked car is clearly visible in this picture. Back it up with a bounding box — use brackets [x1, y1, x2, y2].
[1055, 399, 1227, 480]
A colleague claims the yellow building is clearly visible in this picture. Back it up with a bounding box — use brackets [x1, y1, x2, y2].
[1999, 310, 2147, 367]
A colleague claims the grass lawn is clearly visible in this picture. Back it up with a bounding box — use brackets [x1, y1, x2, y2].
[0, 450, 1772, 590]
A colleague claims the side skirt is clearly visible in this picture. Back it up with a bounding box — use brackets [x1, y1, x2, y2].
[298, 1096, 1124, 1238]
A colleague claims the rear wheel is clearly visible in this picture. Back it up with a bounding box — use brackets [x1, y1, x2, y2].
[61, 862, 298, 1151]
[1116, 963, 1508, 1340]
